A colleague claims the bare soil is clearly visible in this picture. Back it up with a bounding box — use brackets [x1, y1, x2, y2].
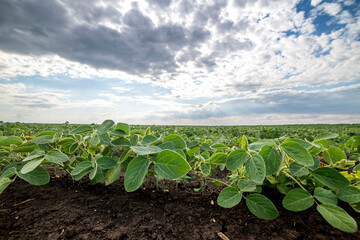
[0, 170, 359, 240]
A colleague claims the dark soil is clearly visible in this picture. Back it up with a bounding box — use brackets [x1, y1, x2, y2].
[0, 170, 359, 240]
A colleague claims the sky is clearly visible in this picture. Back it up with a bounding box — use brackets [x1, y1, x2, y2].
[0, 0, 359, 125]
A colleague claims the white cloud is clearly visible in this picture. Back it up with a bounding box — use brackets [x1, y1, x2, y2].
[311, 0, 323, 7]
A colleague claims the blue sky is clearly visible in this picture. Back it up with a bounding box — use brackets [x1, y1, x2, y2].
[0, 0, 359, 125]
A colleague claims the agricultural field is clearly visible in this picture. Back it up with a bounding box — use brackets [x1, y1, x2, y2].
[1, 120, 360, 239]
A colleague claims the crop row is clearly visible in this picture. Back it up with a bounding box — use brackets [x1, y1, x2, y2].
[0, 120, 360, 233]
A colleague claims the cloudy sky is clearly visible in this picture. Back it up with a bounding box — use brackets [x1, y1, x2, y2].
[0, 0, 359, 125]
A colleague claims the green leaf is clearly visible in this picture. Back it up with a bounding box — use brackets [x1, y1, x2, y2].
[124, 156, 149, 192]
[110, 129, 127, 137]
[207, 152, 228, 165]
[141, 135, 158, 145]
[226, 149, 249, 171]
[188, 147, 200, 155]
[98, 132, 111, 145]
[90, 167, 106, 184]
[12, 142, 38, 152]
[248, 140, 275, 152]
[314, 133, 339, 141]
[31, 135, 53, 144]
[237, 179, 257, 192]
[281, 141, 313, 166]
[131, 146, 162, 155]
[317, 204, 357, 233]
[111, 137, 131, 147]
[21, 158, 44, 174]
[259, 145, 282, 176]
[105, 164, 121, 186]
[0, 136, 23, 146]
[72, 169, 92, 181]
[289, 139, 314, 150]
[22, 150, 45, 162]
[323, 147, 346, 165]
[200, 162, 211, 176]
[211, 143, 228, 150]
[154, 150, 191, 179]
[0, 167, 16, 180]
[96, 157, 117, 169]
[97, 120, 114, 135]
[314, 187, 338, 205]
[217, 187, 242, 208]
[312, 167, 350, 190]
[282, 188, 314, 211]
[240, 135, 248, 150]
[71, 161, 93, 176]
[130, 134, 139, 145]
[246, 194, 279, 220]
[337, 186, 360, 203]
[44, 151, 69, 163]
[289, 162, 309, 177]
[17, 166, 50, 185]
[164, 134, 186, 150]
[0, 177, 12, 195]
[69, 125, 93, 135]
[245, 154, 266, 184]
[89, 165, 97, 180]
[115, 122, 130, 135]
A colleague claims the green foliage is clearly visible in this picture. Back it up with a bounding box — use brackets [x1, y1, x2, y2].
[0, 120, 359, 232]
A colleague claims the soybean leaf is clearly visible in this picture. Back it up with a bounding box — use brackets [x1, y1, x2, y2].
[289, 139, 314, 150]
[314, 133, 339, 142]
[249, 140, 275, 152]
[200, 162, 211, 176]
[110, 129, 127, 137]
[312, 167, 350, 190]
[73, 169, 92, 181]
[308, 156, 320, 171]
[97, 120, 114, 135]
[323, 147, 346, 165]
[0, 167, 16, 180]
[240, 135, 248, 150]
[282, 188, 314, 212]
[246, 194, 279, 220]
[158, 142, 174, 150]
[0, 136, 23, 146]
[130, 134, 138, 146]
[0, 178, 12, 194]
[211, 143, 228, 150]
[105, 164, 121, 186]
[115, 122, 130, 135]
[245, 154, 266, 184]
[97, 157, 117, 169]
[259, 145, 282, 176]
[188, 147, 200, 155]
[207, 152, 228, 165]
[111, 137, 131, 147]
[337, 186, 360, 203]
[141, 135, 158, 145]
[154, 150, 191, 179]
[237, 179, 257, 192]
[289, 162, 309, 177]
[317, 204, 357, 233]
[22, 150, 45, 162]
[31, 135, 53, 144]
[98, 132, 111, 145]
[45, 151, 69, 163]
[90, 167, 106, 184]
[13, 142, 38, 152]
[314, 187, 338, 205]
[89, 165, 97, 180]
[17, 166, 50, 185]
[280, 141, 313, 166]
[21, 158, 44, 174]
[68, 125, 92, 135]
[131, 146, 162, 155]
[217, 187, 242, 208]
[226, 149, 249, 171]
[71, 161, 93, 176]
[124, 156, 149, 192]
[164, 134, 186, 150]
